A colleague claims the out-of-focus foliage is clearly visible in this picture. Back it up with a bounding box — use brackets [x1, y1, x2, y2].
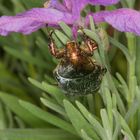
[0, 0, 140, 140]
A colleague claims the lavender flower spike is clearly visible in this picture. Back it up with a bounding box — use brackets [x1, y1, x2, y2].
[0, 0, 120, 36]
[91, 8, 140, 36]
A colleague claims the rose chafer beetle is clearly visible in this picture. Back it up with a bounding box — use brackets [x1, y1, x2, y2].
[48, 30, 106, 96]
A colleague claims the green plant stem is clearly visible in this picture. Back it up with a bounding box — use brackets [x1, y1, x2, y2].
[126, 33, 137, 134]
[136, 36, 140, 85]
[126, 33, 136, 105]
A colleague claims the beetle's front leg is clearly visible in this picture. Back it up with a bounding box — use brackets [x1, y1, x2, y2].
[79, 28, 98, 56]
[83, 37, 98, 56]
[48, 31, 65, 59]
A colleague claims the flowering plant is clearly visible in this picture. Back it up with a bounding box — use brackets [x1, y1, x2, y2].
[0, 0, 140, 36]
[0, 1, 140, 140]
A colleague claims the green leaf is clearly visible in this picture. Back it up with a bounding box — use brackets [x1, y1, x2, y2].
[28, 78, 66, 105]
[125, 98, 140, 123]
[0, 92, 47, 127]
[112, 94, 117, 109]
[81, 129, 93, 140]
[28, 77, 45, 91]
[0, 5, 12, 15]
[109, 37, 130, 62]
[138, 130, 140, 140]
[106, 73, 126, 115]
[101, 85, 113, 130]
[64, 100, 100, 140]
[116, 73, 129, 100]
[83, 29, 106, 65]
[0, 129, 80, 140]
[40, 98, 67, 117]
[121, 130, 133, 140]
[112, 110, 120, 140]
[0, 62, 28, 98]
[87, 94, 94, 113]
[125, 0, 135, 8]
[11, 0, 25, 13]
[54, 30, 70, 44]
[44, 74, 56, 84]
[89, 16, 96, 31]
[14, 116, 26, 128]
[36, 36, 54, 63]
[59, 22, 72, 39]
[19, 100, 76, 135]
[5, 107, 14, 128]
[42, 82, 66, 105]
[100, 109, 112, 140]
[113, 110, 135, 140]
[4, 46, 48, 69]
[20, 0, 46, 8]
[0, 101, 7, 129]
[83, 29, 101, 45]
[76, 101, 107, 140]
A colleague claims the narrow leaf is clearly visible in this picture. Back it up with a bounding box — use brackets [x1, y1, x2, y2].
[0, 129, 80, 140]
[89, 16, 96, 31]
[40, 98, 67, 117]
[4, 46, 47, 68]
[28, 78, 66, 105]
[59, 22, 72, 38]
[125, 98, 140, 123]
[0, 92, 47, 127]
[19, 100, 76, 135]
[81, 129, 93, 140]
[109, 37, 130, 62]
[121, 130, 133, 140]
[113, 110, 135, 140]
[100, 109, 112, 140]
[76, 101, 107, 140]
[55, 30, 69, 44]
[64, 100, 100, 140]
[42, 82, 66, 105]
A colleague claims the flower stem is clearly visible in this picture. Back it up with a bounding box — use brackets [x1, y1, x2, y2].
[126, 33, 137, 134]
[126, 33, 136, 105]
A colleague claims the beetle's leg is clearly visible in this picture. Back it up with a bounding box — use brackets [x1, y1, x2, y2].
[83, 37, 98, 56]
[48, 31, 65, 59]
[79, 27, 98, 56]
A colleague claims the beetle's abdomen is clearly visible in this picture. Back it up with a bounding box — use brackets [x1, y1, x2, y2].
[53, 63, 106, 96]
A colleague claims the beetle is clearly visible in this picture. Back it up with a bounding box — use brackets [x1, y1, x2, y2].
[48, 30, 106, 96]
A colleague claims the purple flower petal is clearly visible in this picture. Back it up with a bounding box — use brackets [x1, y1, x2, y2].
[0, 0, 121, 36]
[90, 8, 140, 36]
[71, 0, 120, 20]
[90, 0, 120, 6]
[47, 0, 68, 12]
[63, 0, 72, 11]
[0, 8, 73, 36]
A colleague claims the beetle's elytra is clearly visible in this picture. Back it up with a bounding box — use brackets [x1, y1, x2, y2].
[48, 30, 106, 95]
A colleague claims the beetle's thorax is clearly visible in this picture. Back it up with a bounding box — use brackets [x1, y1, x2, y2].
[65, 41, 80, 64]
[61, 41, 94, 72]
